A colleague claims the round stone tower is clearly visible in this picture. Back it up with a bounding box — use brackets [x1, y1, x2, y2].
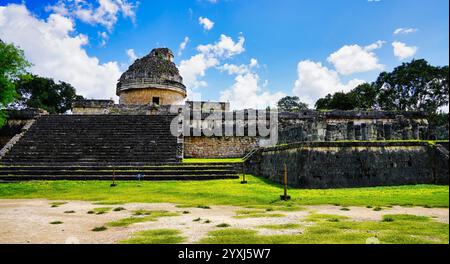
[116, 48, 186, 105]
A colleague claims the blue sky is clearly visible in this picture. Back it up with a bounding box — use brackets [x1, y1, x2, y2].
[0, 0, 448, 109]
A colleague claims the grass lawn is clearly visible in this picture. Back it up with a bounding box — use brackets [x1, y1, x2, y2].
[197, 214, 449, 244]
[0, 175, 448, 208]
[120, 229, 185, 244]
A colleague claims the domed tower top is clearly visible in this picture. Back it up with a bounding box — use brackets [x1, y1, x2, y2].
[116, 47, 186, 105]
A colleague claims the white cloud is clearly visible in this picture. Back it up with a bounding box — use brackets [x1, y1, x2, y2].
[292, 60, 365, 107]
[179, 54, 219, 89]
[220, 72, 285, 110]
[178, 36, 189, 56]
[126, 48, 137, 62]
[393, 28, 418, 35]
[0, 4, 122, 100]
[197, 34, 245, 58]
[392, 41, 418, 60]
[198, 16, 214, 31]
[46, 0, 139, 32]
[218, 59, 283, 110]
[219, 58, 258, 75]
[327, 41, 384, 75]
[179, 34, 245, 89]
[98, 31, 109, 46]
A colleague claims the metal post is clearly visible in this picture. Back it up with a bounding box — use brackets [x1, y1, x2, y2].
[280, 163, 291, 200]
[110, 168, 117, 187]
[241, 163, 247, 184]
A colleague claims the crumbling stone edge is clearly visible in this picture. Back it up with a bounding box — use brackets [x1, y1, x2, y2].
[0, 119, 36, 160]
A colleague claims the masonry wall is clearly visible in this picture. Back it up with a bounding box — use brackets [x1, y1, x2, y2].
[0, 109, 44, 149]
[184, 136, 258, 158]
[119, 88, 185, 105]
[245, 141, 449, 189]
[277, 111, 429, 143]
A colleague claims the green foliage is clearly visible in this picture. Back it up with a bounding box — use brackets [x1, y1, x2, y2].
[351, 83, 378, 109]
[277, 96, 309, 112]
[120, 229, 185, 244]
[234, 209, 285, 219]
[428, 112, 449, 128]
[14, 75, 83, 114]
[107, 210, 180, 227]
[314, 59, 449, 115]
[374, 59, 449, 114]
[258, 223, 301, 229]
[92, 226, 108, 232]
[199, 214, 448, 244]
[0, 41, 31, 127]
[315, 83, 376, 110]
[50, 201, 67, 207]
[216, 223, 231, 228]
[90, 207, 112, 214]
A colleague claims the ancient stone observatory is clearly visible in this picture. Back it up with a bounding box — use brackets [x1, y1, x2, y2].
[116, 48, 187, 105]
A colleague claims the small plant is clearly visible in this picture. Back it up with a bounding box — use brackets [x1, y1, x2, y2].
[373, 207, 383, 211]
[266, 208, 274, 212]
[50, 202, 67, 208]
[197, 205, 211, 209]
[182, 211, 190, 214]
[203, 220, 211, 224]
[93, 207, 112, 214]
[92, 226, 108, 232]
[50, 221, 63, 225]
[64, 210, 75, 214]
[87, 210, 95, 214]
[366, 205, 373, 208]
[193, 217, 201, 222]
[340, 207, 350, 211]
[327, 218, 340, 222]
[113, 207, 126, 212]
[216, 223, 230, 228]
[133, 209, 152, 216]
[382, 216, 394, 222]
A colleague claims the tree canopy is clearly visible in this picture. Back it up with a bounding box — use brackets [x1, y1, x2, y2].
[277, 96, 308, 112]
[314, 59, 449, 114]
[374, 59, 448, 114]
[15, 75, 83, 114]
[0, 41, 31, 127]
[315, 83, 376, 110]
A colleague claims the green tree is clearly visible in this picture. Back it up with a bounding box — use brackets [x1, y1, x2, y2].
[277, 96, 309, 112]
[315, 92, 357, 110]
[15, 75, 83, 114]
[315, 94, 333, 110]
[350, 83, 377, 109]
[374, 59, 449, 114]
[0, 40, 31, 127]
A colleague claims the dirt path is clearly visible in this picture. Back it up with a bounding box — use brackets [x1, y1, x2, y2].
[0, 199, 448, 244]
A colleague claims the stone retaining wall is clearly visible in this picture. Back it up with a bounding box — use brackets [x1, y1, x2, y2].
[245, 141, 449, 188]
[184, 136, 258, 158]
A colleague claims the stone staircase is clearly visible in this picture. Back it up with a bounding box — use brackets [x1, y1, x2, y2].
[0, 163, 240, 181]
[0, 114, 240, 181]
[1, 115, 180, 164]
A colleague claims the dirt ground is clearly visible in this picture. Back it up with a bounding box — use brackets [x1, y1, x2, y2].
[0, 199, 448, 244]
